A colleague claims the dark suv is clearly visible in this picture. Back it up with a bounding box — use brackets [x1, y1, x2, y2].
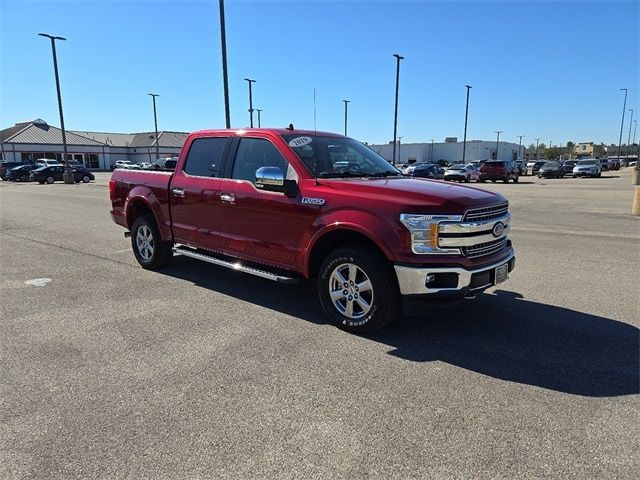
[478, 160, 519, 183]
[0, 161, 28, 180]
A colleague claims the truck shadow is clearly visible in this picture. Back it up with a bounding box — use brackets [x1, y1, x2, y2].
[162, 257, 639, 398]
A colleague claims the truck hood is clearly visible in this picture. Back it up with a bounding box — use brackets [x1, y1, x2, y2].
[322, 177, 505, 213]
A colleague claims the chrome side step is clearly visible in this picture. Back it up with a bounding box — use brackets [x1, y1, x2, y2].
[173, 246, 298, 284]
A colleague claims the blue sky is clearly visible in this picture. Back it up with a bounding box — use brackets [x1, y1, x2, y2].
[1, 0, 638, 147]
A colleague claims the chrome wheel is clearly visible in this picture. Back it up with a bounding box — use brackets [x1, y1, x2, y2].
[136, 225, 155, 261]
[329, 263, 374, 319]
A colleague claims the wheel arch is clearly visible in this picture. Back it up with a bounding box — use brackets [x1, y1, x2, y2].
[124, 187, 172, 241]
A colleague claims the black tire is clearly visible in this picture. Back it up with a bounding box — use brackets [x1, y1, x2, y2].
[38, 180, 45, 184]
[479, 179, 486, 183]
[491, 179, 497, 183]
[82, 175, 91, 183]
[317, 245, 400, 333]
[46, 176, 55, 184]
[465, 175, 470, 183]
[513, 176, 519, 183]
[597, 172, 601, 178]
[131, 214, 173, 269]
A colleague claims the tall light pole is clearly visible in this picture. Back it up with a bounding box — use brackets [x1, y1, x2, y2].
[38, 33, 73, 184]
[244, 78, 256, 127]
[628, 109, 634, 146]
[398, 136, 403, 163]
[430, 139, 434, 162]
[148, 93, 160, 161]
[633, 119, 638, 145]
[535, 138, 540, 161]
[617, 88, 628, 159]
[494, 130, 503, 160]
[256, 109, 262, 128]
[517, 135, 524, 163]
[462, 85, 472, 163]
[342, 99, 350, 136]
[391, 53, 404, 166]
[219, 0, 231, 128]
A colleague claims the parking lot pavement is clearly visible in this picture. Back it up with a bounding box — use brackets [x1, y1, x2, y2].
[1, 170, 638, 479]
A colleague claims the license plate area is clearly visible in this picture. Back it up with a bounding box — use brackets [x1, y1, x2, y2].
[494, 263, 509, 284]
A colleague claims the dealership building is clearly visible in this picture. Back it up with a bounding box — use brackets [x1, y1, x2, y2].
[369, 138, 523, 164]
[0, 119, 188, 170]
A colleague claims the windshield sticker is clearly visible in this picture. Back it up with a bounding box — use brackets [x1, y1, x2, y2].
[288, 136, 313, 148]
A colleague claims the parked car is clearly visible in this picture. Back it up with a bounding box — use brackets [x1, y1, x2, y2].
[0, 161, 28, 180]
[560, 160, 578, 176]
[572, 159, 602, 178]
[411, 163, 444, 179]
[34, 158, 62, 168]
[138, 162, 153, 170]
[526, 160, 537, 170]
[6, 164, 38, 181]
[123, 163, 142, 170]
[608, 157, 621, 170]
[444, 164, 478, 182]
[30, 165, 95, 184]
[111, 160, 133, 171]
[109, 127, 515, 333]
[531, 161, 546, 176]
[598, 158, 610, 171]
[537, 161, 564, 178]
[478, 160, 519, 183]
[515, 161, 527, 175]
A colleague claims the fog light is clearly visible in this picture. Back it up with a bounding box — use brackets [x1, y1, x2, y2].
[425, 273, 436, 285]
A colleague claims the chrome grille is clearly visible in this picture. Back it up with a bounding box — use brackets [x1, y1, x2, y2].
[464, 202, 509, 222]
[462, 237, 508, 258]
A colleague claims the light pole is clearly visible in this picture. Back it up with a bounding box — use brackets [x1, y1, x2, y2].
[633, 119, 637, 145]
[617, 88, 628, 159]
[517, 135, 524, 163]
[398, 136, 403, 163]
[535, 138, 540, 161]
[343, 99, 350, 136]
[219, 0, 231, 128]
[628, 108, 634, 146]
[244, 78, 256, 127]
[256, 109, 262, 128]
[430, 139, 434, 162]
[392, 53, 404, 166]
[39, 33, 73, 184]
[148, 93, 160, 161]
[494, 130, 503, 160]
[462, 85, 472, 163]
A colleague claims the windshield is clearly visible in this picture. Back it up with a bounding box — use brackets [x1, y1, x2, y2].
[282, 134, 401, 178]
[578, 160, 596, 166]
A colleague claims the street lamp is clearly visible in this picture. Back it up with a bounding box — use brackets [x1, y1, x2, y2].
[391, 53, 404, 166]
[517, 135, 524, 163]
[256, 108, 262, 128]
[535, 138, 540, 161]
[38, 33, 73, 184]
[219, 0, 231, 128]
[398, 136, 403, 163]
[628, 109, 634, 146]
[494, 130, 503, 160]
[148, 93, 160, 161]
[244, 78, 256, 127]
[617, 88, 628, 159]
[342, 99, 350, 136]
[462, 85, 472, 163]
[633, 119, 638, 145]
[430, 139, 435, 162]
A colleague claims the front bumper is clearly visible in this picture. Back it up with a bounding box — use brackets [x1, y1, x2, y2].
[394, 249, 515, 296]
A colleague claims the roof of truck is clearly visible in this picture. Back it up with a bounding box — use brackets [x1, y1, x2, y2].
[190, 128, 346, 138]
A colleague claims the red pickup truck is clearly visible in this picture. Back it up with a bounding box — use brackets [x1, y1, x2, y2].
[110, 128, 515, 332]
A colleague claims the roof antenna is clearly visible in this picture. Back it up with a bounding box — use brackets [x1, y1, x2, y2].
[313, 87, 317, 135]
[286, 123, 294, 130]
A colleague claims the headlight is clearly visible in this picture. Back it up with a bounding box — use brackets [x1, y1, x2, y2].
[400, 214, 462, 255]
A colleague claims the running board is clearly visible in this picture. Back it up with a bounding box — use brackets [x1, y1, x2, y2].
[173, 246, 298, 284]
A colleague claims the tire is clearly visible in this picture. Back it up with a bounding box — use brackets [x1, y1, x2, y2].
[131, 214, 173, 269]
[318, 245, 400, 333]
[20, 175, 28, 182]
[513, 176, 519, 183]
[38, 180, 45, 184]
[46, 176, 55, 184]
[465, 175, 470, 183]
[573, 175, 577, 178]
[491, 179, 497, 183]
[82, 175, 90, 183]
[479, 179, 486, 183]
[597, 172, 601, 178]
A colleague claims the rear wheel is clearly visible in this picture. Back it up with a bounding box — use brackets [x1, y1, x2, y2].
[131, 214, 173, 269]
[318, 246, 399, 333]
[82, 175, 91, 183]
[513, 176, 519, 183]
[46, 176, 55, 184]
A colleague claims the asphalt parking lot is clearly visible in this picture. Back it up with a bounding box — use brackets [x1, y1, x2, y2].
[1, 170, 638, 479]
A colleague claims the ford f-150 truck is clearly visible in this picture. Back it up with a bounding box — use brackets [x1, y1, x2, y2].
[109, 128, 515, 333]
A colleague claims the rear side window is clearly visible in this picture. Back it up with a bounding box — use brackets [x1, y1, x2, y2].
[183, 137, 228, 177]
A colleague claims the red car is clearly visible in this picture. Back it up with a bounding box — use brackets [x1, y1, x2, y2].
[110, 128, 515, 333]
[479, 160, 520, 183]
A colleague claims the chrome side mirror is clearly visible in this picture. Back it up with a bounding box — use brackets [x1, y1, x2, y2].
[255, 166, 284, 189]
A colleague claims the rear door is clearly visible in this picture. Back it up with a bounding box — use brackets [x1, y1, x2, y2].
[169, 134, 232, 248]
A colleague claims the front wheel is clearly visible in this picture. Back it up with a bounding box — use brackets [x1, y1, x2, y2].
[318, 246, 400, 333]
[82, 175, 91, 183]
[513, 176, 519, 183]
[46, 176, 55, 184]
[131, 214, 173, 269]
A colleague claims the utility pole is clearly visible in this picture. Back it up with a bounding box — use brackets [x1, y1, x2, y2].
[462, 85, 472, 163]
[430, 139, 434, 162]
[343, 99, 350, 136]
[256, 109, 262, 128]
[39, 33, 73, 184]
[618, 88, 628, 160]
[244, 78, 256, 127]
[398, 136, 403, 163]
[517, 135, 524, 163]
[628, 109, 634, 146]
[219, 0, 231, 128]
[391, 53, 404, 166]
[148, 93, 160, 161]
[494, 130, 503, 160]
[535, 138, 540, 161]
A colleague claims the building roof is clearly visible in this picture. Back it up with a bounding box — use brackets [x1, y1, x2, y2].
[129, 131, 189, 148]
[70, 131, 136, 147]
[2, 122, 104, 146]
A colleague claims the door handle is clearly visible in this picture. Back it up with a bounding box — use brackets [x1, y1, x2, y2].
[171, 188, 185, 197]
[220, 193, 235, 204]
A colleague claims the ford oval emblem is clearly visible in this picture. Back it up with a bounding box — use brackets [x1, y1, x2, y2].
[492, 222, 505, 238]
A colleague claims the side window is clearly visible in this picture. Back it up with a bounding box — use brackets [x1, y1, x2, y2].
[231, 138, 296, 184]
[183, 137, 228, 177]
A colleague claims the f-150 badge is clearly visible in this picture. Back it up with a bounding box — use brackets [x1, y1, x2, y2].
[301, 197, 326, 206]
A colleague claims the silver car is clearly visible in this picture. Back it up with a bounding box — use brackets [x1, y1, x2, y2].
[444, 164, 479, 182]
[572, 159, 602, 178]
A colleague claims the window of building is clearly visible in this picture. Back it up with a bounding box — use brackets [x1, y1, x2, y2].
[183, 137, 228, 177]
[86, 154, 99, 169]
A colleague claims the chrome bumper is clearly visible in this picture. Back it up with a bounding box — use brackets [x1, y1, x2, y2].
[394, 250, 515, 295]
